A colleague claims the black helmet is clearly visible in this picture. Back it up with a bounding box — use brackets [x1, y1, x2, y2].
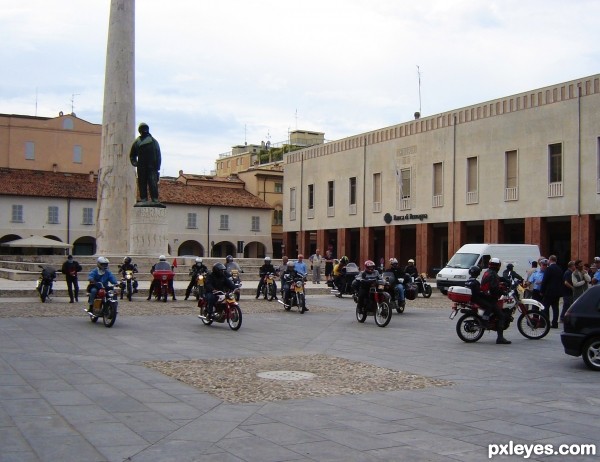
[123, 256, 132, 265]
[469, 265, 481, 277]
[506, 263, 514, 270]
[212, 262, 226, 276]
[226, 255, 233, 263]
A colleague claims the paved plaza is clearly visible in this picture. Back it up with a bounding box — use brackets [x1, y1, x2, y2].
[0, 288, 598, 462]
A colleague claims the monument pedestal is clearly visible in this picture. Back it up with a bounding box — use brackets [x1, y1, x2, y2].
[129, 206, 169, 256]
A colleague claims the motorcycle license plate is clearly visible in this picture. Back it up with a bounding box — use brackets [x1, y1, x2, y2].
[449, 308, 458, 320]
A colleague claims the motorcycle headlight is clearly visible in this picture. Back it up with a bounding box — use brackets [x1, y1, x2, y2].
[162, 275, 167, 281]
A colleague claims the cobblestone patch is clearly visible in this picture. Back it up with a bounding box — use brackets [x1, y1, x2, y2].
[143, 354, 452, 403]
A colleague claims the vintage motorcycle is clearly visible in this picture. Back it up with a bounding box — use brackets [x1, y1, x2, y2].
[36, 265, 57, 303]
[190, 269, 207, 300]
[86, 282, 118, 328]
[354, 277, 393, 327]
[151, 269, 175, 302]
[118, 266, 138, 301]
[329, 262, 359, 298]
[198, 291, 242, 330]
[229, 269, 242, 301]
[279, 272, 307, 313]
[448, 279, 550, 342]
[412, 273, 433, 298]
[260, 272, 277, 301]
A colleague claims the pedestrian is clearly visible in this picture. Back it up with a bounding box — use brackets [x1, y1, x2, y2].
[528, 259, 545, 303]
[324, 248, 334, 282]
[61, 254, 82, 303]
[309, 249, 323, 284]
[572, 259, 591, 301]
[560, 260, 575, 322]
[541, 255, 562, 329]
[294, 254, 308, 276]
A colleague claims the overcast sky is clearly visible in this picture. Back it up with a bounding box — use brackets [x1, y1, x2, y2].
[2, 0, 599, 177]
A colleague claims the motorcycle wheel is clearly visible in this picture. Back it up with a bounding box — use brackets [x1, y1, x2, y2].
[162, 287, 168, 303]
[284, 297, 291, 311]
[200, 306, 213, 326]
[262, 285, 268, 300]
[40, 284, 49, 303]
[396, 300, 405, 314]
[517, 308, 550, 340]
[299, 293, 306, 313]
[126, 281, 132, 302]
[374, 302, 392, 327]
[103, 303, 117, 328]
[355, 304, 367, 323]
[456, 313, 485, 343]
[423, 284, 432, 298]
[268, 284, 276, 301]
[227, 306, 243, 331]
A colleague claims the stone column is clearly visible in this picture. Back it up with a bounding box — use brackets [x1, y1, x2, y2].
[129, 207, 169, 256]
[95, 0, 136, 255]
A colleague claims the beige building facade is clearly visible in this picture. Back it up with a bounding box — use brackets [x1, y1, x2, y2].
[283, 74, 600, 274]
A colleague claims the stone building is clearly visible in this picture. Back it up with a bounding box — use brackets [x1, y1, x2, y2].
[283, 74, 600, 273]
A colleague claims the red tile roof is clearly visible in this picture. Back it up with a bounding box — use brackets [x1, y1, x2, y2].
[0, 169, 272, 209]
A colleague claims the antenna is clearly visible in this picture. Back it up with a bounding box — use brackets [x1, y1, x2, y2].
[35, 87, 38, 116]
[244, 124, 247, 145]
[416, 65, 422, 115]
[295, 109, 298, 130]
[71, 93, 80, 114]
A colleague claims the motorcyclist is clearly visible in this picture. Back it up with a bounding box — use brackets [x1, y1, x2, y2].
[386, 258, 407, 308]
[204, 262, 235, 319]
[87, 257, 118, 312]
[256, 256, 277, 299]
[118, 256, 139, 299]
[405, 258, 418, 279]
[184, 257, 208, 300]
[352, 260, 381, 314]
[281, 261, 299, 307]
[147, 255, 176, 301]
[502, 263, 523, 283]
[225, 255, 243, 275]
[332, 256, 349, 292]
[471, 258, 511, 344]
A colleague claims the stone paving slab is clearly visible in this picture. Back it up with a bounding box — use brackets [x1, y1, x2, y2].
[0, 293, 597, 461]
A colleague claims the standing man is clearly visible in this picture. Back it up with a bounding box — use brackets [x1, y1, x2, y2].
[541, 255, 562, 329]
[61, 254, 82, 303]
[309, 249, 323, 284]
[560, 260, 575, 323]
[324, 248, 334, 283]
[294, 254, 308, 277]
[130, 122, 161, 204]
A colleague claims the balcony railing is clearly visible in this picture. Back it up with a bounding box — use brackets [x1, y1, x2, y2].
[372, 202, 381, 213]
[349, 203, 357, 215]
[307, 208, 314, 219]
[548, 182, 563, 197]
[432, 194, 443, 207]
[400, 197, 411, 210]
[504, 187, 518, 201]
[466, 190, 478, 204]
[327, 206, 335, 217]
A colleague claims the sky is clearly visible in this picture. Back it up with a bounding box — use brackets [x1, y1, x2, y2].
[2, 0, 599, 177]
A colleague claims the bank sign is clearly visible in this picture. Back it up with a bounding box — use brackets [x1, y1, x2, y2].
[384, 212, 428, 224]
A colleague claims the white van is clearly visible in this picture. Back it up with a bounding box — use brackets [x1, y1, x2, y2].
[435, 243, 540, 294]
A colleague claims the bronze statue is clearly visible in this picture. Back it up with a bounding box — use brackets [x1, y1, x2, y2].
[130, 122, 164, 207]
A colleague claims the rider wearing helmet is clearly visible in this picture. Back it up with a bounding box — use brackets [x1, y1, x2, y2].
[184, 257, 208, 300]
[256, 256, 277, 299]
[502, 262, 523, 283]
[479, 257, 511, 344]
[385, 257, 407, 308]
[281, 260, 302, 307]
[118, 256, 139, 297]
[148, 255, 176, 301]
[352, 260, 381, 314]
[332, 256, 349, 292]
[405, 258, 418, 278]
[225, 255, 242, 274]
[86, 257, 118, 312]
[204, 262, 235, 319]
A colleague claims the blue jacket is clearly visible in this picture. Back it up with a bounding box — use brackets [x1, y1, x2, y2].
[88, 267, 118, 287]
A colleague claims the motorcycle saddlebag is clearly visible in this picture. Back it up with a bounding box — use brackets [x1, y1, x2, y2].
[447, 286, 472, 303]
[405, 283, 417, 300]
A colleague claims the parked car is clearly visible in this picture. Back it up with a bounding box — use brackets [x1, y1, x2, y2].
[561, 285, 600, 371]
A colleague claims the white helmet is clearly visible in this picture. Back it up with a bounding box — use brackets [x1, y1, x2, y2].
[408, 259, 415, 264]
[389, 258, 398, 265]
[264, 256, 271, 262]
[195, 257, 203, 264]
[97, 256, 109, 273]
[159, 255, 166, 261]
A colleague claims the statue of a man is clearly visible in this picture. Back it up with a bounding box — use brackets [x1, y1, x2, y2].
[130, 122, 162, 205]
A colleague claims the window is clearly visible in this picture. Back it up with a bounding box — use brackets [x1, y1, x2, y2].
[273, 207, 283, 225]
[327, 181, 335, 217]
[307, 184, 315, 219]
[82, 207, 94, 225]
[290, 187, 297, 221]
[219, 214, 229, 230]
[11, 205, 23, 223]
[25, 142, 35, 160]
[251, 216, 260, 232]
[274, 182, 283, 193]
[349, 177, 357, 214]
[187, 213, 197, 229]
[399, 169, 411, 210]
[62, 118, 74, 130]
[505, 150, 518, 201]
[466, 157, 478, 204]
[373, 173, 382, 212]
[73, 145, 82, 163]
[432, 162, 443, 207]
[47, 206, 59, 224]
[548, 143, 563, 197]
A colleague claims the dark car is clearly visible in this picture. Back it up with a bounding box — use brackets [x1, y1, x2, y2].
[561, 285, 600, 371]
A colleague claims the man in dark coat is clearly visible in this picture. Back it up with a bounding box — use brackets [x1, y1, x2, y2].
[61, 255, 82, 303]
[130, 122, 161, 204]
[541, 254, 563, 329]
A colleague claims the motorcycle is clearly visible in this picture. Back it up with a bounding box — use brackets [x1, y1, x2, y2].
[279, 272, 307, 313]
[36, 265, 57, 303]
[448, 279, 550, 342]
[85, 282, 118, 328]
[260, 272, 277, 301]
[118, 267, 138, 301]
[329, 262, 359, 298]
[381, 272, 406, 314]
[152, 269, 175, 302]
[198, 291, 242, 330]
[354, 277, 393, 327]
[229, 269, 242, 301]
[190, 269, 207, 300]
[413, 273, 433, 298]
